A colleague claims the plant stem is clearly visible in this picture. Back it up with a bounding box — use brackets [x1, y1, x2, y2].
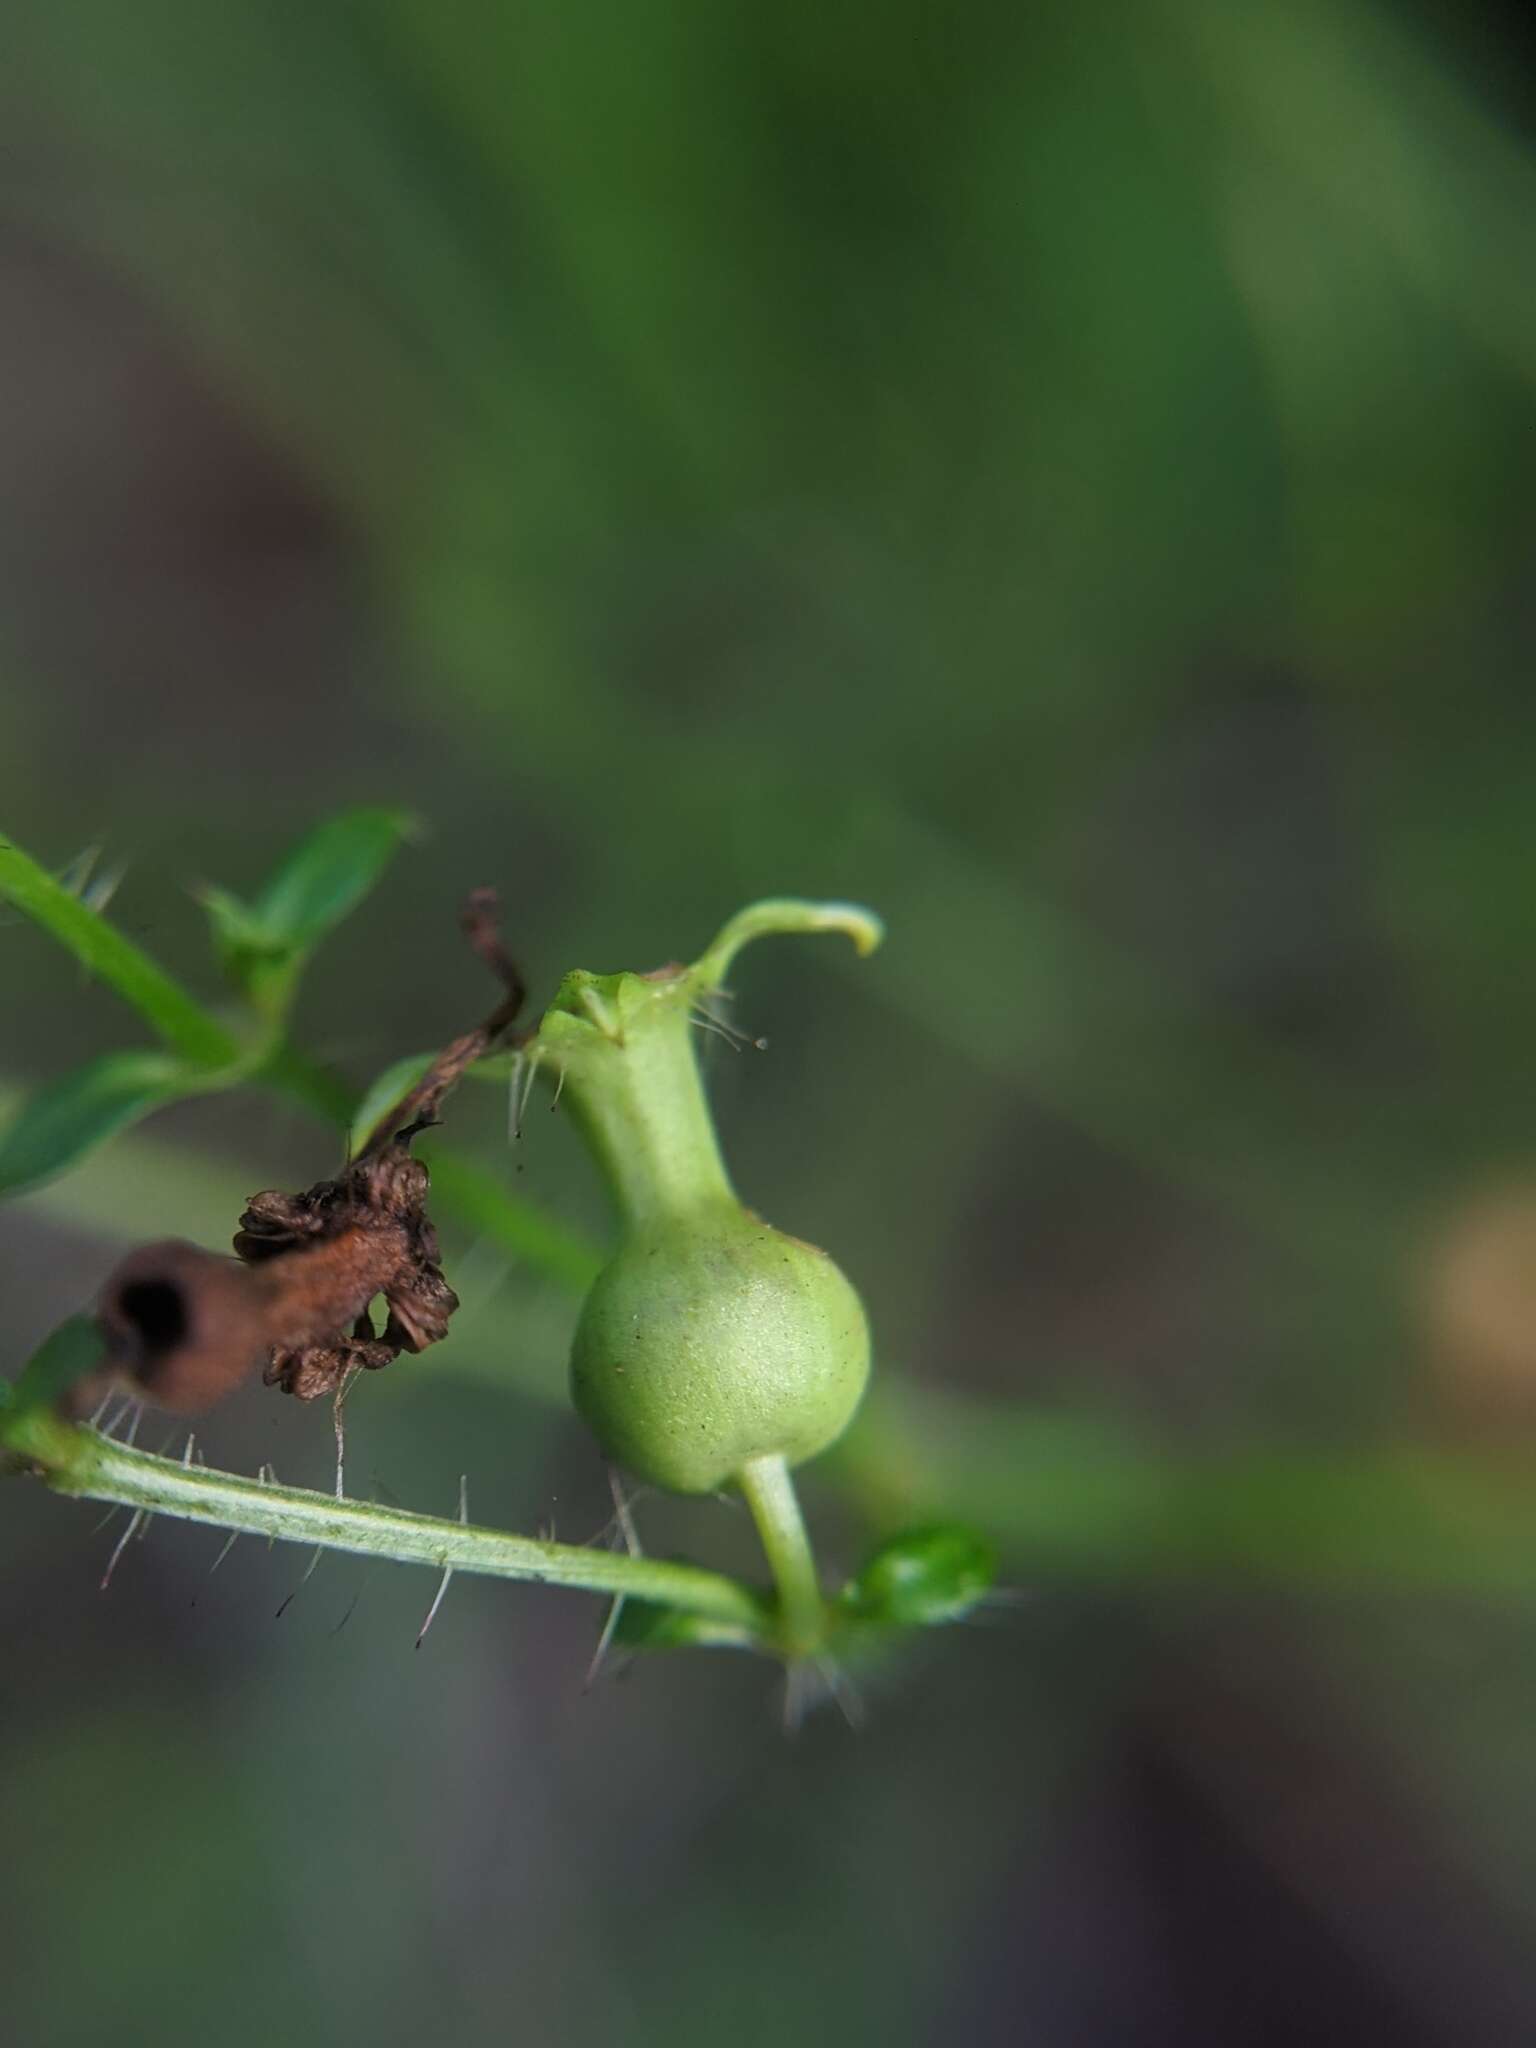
[259, 1044, 359, 1127]
[422, 1149, 605, 1295]
[737, 1454, 827, 1657]
[0, 836, 238, 1068]
[3, 1404, 770, 1641]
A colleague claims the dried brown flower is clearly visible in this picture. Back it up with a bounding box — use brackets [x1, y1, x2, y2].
[90, 890, 526, 1412]
[232, 1151, 454, 1397]
[236, 888, 526, 1400]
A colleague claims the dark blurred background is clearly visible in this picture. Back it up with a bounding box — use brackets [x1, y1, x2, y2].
[6, 2, 1536, 2042]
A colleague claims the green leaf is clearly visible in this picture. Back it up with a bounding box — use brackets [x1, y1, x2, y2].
[0, 1051, 201, 1198]
[246, 806, 417, 951]
[0, 832, 237, 1066]
[839, 1524, 997, 1629]
[200, 807, 415, 1011]
[350, 1049, 531, 1157]
[197, 884, 273, 958]
[347, 1051, 436, 1157]
[611, 1594, 763, 1652]
[12, 1313, 107, 1412]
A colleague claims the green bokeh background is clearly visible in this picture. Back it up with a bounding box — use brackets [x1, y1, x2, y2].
[6, 2, 1536, 2041]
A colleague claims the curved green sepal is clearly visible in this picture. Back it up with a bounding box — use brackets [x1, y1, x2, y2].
[536, 896, 882, 1057]
[689, 897, 884, 996]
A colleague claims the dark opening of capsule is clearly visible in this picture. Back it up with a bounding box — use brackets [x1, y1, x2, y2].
[117, 1279, 189, 1353]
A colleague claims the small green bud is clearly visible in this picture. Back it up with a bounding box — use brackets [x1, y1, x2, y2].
[839, 1524, 997, 1628]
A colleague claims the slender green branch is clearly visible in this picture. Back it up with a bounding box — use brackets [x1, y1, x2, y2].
[257, 1045, 360, 1127]
[3, 1402, 770, 1640]
[0, 836, 238, 1068]
[737, 1454, 827, 1657]
[423, 1149, 604, 1293]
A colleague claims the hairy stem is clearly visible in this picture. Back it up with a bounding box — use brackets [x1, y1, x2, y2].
[0, 836, 239, 1068]
[3, 1403, 770, 1640]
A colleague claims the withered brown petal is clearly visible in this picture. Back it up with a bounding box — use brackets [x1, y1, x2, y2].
[383, 1266, 459, 1352]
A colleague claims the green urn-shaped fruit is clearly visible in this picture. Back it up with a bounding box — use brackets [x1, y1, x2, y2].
[572, 1207, 868, 1494]
[535, 900, 880, 1498]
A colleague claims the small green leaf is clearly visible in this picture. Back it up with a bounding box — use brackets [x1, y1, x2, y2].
[198, 884, 273, 958]
[0, 1050, 199, 1198]
[249, 806, 416, 949]
[611, 1594, 763, 1653]
[201, 808, 416, 1007]
[839, 1524, 997, 1629]
[347, 1051, 436, 1156]
[12, 1313, 107, 1411]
